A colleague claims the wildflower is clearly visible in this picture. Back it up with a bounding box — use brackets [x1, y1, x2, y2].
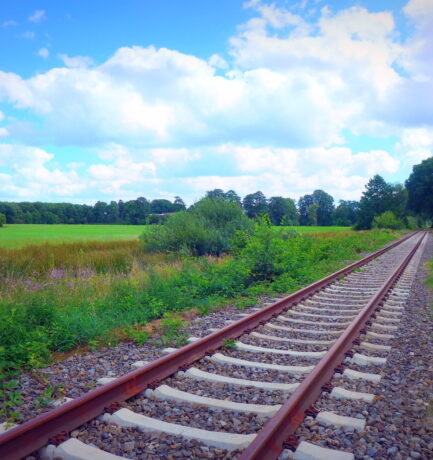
[79, 269, 93, 278]
[49, 269, 65, 279]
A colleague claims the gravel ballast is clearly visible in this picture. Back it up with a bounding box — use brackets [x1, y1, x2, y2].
[293, 233, 433, 460]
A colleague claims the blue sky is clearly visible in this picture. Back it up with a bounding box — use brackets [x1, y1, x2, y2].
[0, 0, 432, 205]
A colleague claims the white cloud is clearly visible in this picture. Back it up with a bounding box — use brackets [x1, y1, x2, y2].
[208, 54, 228, 69]
[0, 144, 85, 198]
[0, 44, 354, 148]
[28, 10, 46, 24]
[38, 47, 49, 59]
[215, 143, 399, 177]
[58, 54, 94, 68]
[0, 1, 431, 204]
[0, 1, 427, 152]
[395, 127, 433, 164]
[0, 139, 403, 203]
[87, 143, 156, 195]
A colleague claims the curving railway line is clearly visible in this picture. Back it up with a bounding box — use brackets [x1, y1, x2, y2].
[0, 230, 429, 460]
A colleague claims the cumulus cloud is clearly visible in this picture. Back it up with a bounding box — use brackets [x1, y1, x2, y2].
[0, 44, 352, 148]
[0, 1, 431, 203]
[28, 10, 46, 24]
[1, 2, 421, 151]
[394, 127, 433, 164]
[87, 143, 157, 195]
[0, 144, 85, 198]
[374, 0, 433, 127]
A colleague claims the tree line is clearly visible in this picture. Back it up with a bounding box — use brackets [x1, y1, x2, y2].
[0, 197, 187, 225]
[1, 156, 432, 228]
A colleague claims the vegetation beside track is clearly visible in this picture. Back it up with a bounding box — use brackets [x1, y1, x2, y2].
[0, 226, 404, 378]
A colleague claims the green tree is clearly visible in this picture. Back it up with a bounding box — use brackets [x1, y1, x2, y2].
[334, 200, 359, 226]
[93, 201, 109, 223]
[268, 197, 299, 226]
[206, 189, 226, 200]
[107, 201, 120, 223]
[242, 191, 268, 219]
[206, 189, 241, 205]
[355, 175, 407, 229]
[405, 156, 433, 223]
[307, 202, 319, 226]
[0, 212, 6, 227]
[312, 190, 335, 226]
[225, 190, 242, 205]
[150, 199, 174, 214]
[298, 194, 314, 226]
[173, 196, 186, 211]
[298, 190, 334, 226]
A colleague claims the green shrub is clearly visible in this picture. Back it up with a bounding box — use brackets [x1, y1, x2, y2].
[140, 198, 252, 256]
[372, 211, 405, 230]
[405, 216, 418, 230]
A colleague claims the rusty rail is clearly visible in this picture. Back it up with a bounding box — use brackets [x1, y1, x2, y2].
[0, 231, 421, 459]
[239, 231, 426, 460]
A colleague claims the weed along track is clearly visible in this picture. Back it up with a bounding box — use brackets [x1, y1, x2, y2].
[0, 231, 430, 460]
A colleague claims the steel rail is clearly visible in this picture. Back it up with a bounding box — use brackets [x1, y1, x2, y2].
[239, 231, 426, 460]
[0, 231, 420, 459]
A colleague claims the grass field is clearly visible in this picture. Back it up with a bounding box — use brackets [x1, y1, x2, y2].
[0, 224, 351, 248]
[0, 224, 152, 248]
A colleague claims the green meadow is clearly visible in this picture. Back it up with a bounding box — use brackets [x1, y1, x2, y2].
[0, 224, 350, 249]
[0, 224, 152, 249]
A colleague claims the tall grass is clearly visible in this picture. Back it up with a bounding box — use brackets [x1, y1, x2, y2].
[0, 240, 177, 279]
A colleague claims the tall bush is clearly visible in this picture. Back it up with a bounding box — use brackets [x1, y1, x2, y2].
[141, 198, 252, 256]
[372, 211, 404, 230]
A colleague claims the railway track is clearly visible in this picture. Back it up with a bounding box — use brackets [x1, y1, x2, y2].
[0, 230, 429, 460]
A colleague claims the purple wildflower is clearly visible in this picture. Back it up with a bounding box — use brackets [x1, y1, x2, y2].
[49, 268, 65, 279]
[79, 269, 93, 278]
